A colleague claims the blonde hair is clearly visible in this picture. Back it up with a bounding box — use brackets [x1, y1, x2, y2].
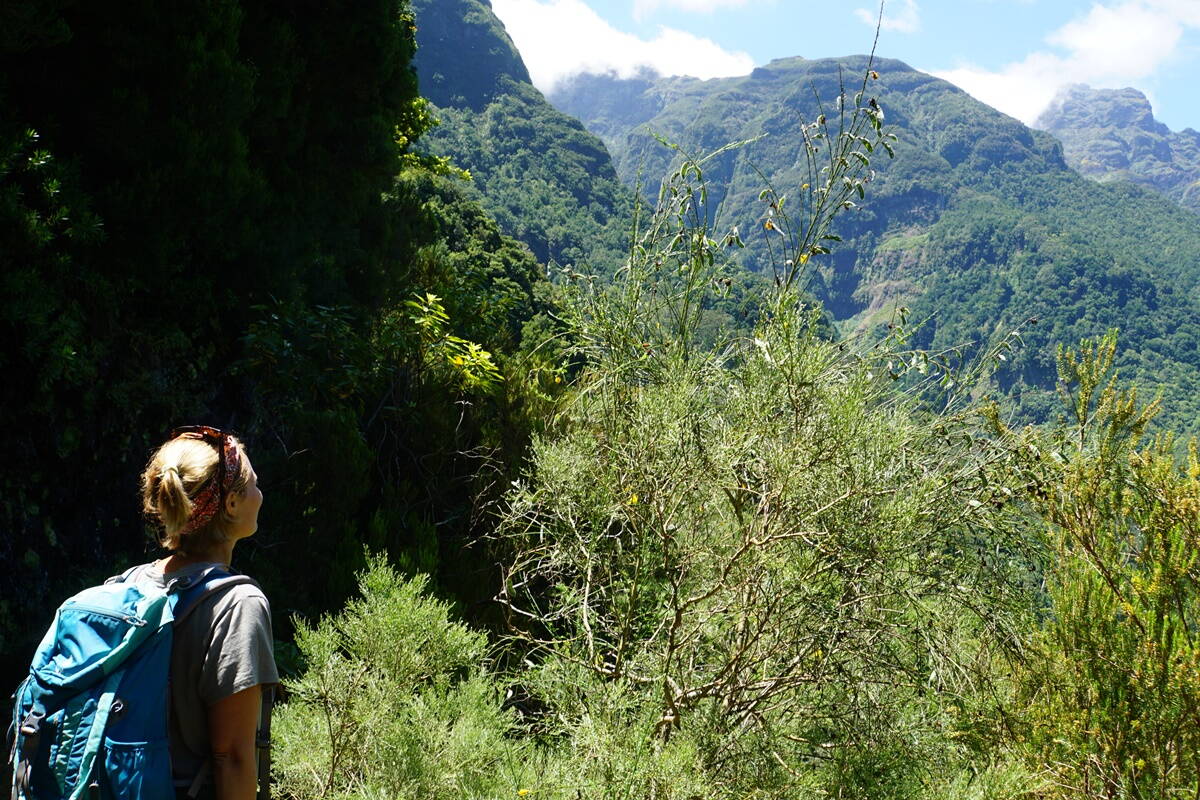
[141, 434, 252, 554]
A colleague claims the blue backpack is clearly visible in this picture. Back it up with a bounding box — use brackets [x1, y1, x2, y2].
[8, 566, 260, 800]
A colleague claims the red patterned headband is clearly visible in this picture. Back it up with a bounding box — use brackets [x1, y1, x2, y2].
[169, 426, 241, 536]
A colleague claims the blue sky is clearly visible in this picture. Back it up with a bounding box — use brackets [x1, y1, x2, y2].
[490, 0, 1200, 131]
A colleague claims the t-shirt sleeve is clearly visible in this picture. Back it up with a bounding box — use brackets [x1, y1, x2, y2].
[199, 587, 280, 706]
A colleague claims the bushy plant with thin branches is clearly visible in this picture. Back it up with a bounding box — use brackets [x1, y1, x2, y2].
[494, 57, 1036, 798]
[990, 332, 1200, 799]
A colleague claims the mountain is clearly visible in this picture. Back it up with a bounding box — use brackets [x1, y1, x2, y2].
[550, 59, 1200, 433]
[411, 0, 630, 270]
[1036, 84, 1200, 214]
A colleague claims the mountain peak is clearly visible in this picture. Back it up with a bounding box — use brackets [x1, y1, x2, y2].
[1035, 83, 1200, 212]
[1038, 84, 1166, 136]
[411, 0, 530, 111]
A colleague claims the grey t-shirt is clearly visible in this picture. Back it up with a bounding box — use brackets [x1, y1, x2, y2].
[123, 560, 279, 780]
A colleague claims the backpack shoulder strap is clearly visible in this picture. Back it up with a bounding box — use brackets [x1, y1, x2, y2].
[257, 685, 275, 800]
[168, 566, 271, 799]
[104, 562, 260, 625]
[104, 564, 142, 585]
[170, 566, 261, 627]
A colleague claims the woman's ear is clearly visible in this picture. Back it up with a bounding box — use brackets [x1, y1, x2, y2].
[225, 492, 238, 517]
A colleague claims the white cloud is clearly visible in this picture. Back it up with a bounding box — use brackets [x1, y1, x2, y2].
[491, 0, 755, 93]
[633, 0, 755, 22]
[931, 0, 1200, 125]
[855, 0, 921, 34]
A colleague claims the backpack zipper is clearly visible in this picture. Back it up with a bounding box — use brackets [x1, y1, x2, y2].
[62, 603, 148, 627]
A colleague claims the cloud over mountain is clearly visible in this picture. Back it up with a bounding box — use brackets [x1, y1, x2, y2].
[933, 0, 1200, 124]
[492, 0, 754, 91]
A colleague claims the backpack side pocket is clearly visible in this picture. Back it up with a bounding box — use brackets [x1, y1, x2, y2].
[102, 738, 173, 800]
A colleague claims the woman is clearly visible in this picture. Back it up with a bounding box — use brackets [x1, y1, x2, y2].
[128, 426, 278, 800]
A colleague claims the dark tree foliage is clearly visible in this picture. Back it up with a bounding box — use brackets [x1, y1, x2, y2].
[0, 0, 548, 681]
[238, 168, 552, 615]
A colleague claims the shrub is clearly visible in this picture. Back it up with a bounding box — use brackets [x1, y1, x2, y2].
[273, 555, 525, 800]
[492, 73, 1032, 797]
[1000, 332, 1200, 798]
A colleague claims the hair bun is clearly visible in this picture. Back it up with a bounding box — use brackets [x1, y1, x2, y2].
[142, 434, 249, 555]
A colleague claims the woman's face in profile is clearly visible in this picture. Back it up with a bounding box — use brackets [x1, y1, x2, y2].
[226, 456, 263, 539]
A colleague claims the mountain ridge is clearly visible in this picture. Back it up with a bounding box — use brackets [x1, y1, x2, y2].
[548, 59, 1200, 432]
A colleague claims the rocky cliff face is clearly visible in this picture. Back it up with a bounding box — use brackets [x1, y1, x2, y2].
[1036, 84, 1200, 213]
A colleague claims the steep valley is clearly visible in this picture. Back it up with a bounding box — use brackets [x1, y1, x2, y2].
[410, 0, 1200, 434]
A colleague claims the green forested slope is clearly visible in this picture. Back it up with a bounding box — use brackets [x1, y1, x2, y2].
[411, 0, 630, 271]
[551, 58, 1200, 432]
[1036, 84, 1200, 213]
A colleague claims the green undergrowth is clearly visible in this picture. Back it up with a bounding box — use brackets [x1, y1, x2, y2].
[270, 54, 1200, 800]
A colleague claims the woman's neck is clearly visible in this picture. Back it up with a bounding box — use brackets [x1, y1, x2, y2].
[160, 542, 236, 571]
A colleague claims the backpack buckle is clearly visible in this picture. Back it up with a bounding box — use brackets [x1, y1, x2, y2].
[18, 709, 43, 739]
[13, 710, 43, 800]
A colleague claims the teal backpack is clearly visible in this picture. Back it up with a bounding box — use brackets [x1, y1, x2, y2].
[8, 566, 265, 800]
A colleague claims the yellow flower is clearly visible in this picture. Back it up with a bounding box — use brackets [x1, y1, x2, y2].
[554, 375, 562, 384]
[628, 493, 639, 506]
[517, 791, 531, 797]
